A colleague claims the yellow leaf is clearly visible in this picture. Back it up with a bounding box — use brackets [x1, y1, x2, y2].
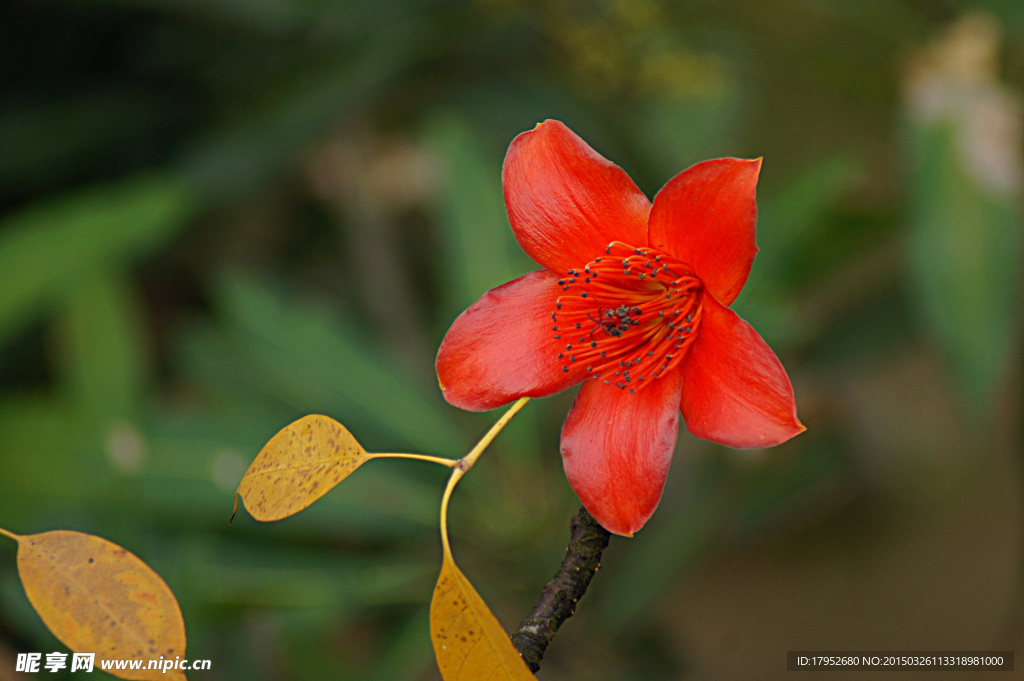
[430, 554, 535, 681]
[237, 414, 370, 521]
[13, 530, 187, 681]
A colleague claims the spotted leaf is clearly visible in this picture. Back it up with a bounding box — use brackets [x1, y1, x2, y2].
[236, 414, 370, 522]
[430, 553, 535, 680]
[12, 530, 186, 681]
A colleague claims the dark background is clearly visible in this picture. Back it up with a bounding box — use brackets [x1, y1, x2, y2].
[0, 1, 1022, 679]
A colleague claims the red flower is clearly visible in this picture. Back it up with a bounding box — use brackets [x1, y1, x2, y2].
[436, 120, 804, 536]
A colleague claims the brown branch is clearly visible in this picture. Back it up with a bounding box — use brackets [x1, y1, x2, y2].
[511, 506, 612, 673]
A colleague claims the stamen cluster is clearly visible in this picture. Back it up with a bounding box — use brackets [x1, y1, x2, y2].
[551, 241, 704, 392]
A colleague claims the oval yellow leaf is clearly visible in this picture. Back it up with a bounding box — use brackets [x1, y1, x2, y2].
[237, 414, 369, 521]
[430, 554, 535, 681]
[15, 530, 187, 681]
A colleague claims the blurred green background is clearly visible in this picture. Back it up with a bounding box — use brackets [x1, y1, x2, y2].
[1, 1, 1022, 679]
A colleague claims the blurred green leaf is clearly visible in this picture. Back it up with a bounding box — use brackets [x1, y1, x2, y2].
[735, 153, 865, 340]
[191, 272, 466, 452]
[753, 153, 865, 287]
[424, 112, 528, 323]
[630, 93, 744, 189]
[908, 123, 1024, 408]
[0, 397, 107, 518]
[364, 608, 435, 681]
[181, 20, 433, 199]
[0, 173, 195, 346]
[0, 90, 178, 192]
[55, 271, 150, 425]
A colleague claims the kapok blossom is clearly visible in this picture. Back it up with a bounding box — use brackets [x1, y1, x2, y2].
[436, 120, 804, 536]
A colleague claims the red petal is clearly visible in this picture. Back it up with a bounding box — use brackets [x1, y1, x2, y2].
[503, 120, 651, 273]
[681, 295, 804, 448]
[560, 371, 683, 536]
[437, 270, 589, 411]
[648, 158, 761, 306]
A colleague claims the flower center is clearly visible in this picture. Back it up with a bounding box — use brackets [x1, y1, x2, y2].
[552, 241, 704, 392]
